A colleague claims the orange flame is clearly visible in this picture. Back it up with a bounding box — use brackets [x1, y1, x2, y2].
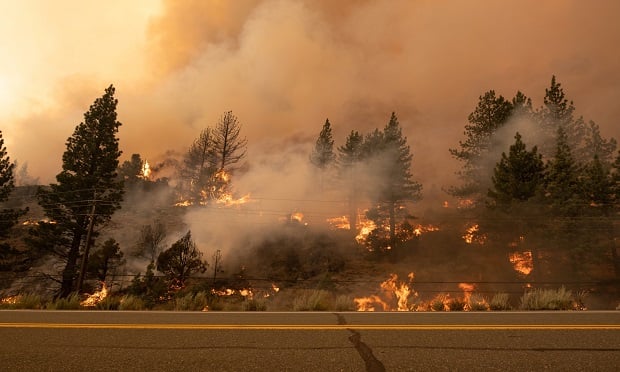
[463, 224, 487, 244]
[326, 216, 350, 230]
[413, 224, 440, 237]
[355, 272, 417, 311]
[509, 251, 533, 276]
[80, 282, 108, 307]
[141, 160, 151, 179]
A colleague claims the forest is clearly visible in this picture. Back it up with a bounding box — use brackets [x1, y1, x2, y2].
[0, 76, 618, 311]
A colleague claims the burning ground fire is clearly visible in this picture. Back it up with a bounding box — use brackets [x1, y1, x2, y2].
[211, 284, 280, 300]
[354, 274, 490, 312]
[462, 224, 487, 244]
[508, 236, 533, 276]
[80, 282, 108, 307]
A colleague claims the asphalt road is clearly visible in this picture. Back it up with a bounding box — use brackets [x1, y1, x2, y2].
[0, 310, 618, 371]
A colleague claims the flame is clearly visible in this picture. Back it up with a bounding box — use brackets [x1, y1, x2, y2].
[141, 159, 151, 179]
[509, 251, 533, 276]
[211, 288, 254, 299]
[80, 282, 108, 307]
[443, 201, 449, 208]
[413, 224, 440, 237]
[327, 216, 350, 230]
[458, 282, 475, 303]
[355, 217, 376, 244]
[1, 295, 19, 304]
[355, 272, 417, 311]
[462, 224, 487, 244]
[216, 193, 251, 206]
[457, 199, 475, 209]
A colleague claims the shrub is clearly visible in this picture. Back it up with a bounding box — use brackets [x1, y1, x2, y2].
[46, 293, 81, 310]
[334, 295, 355, 311]
[96, 296, 121, 310]
[519, 287, 573, 310]
[430, 294, 448, 311]
[242, 298, 267, 311]
[118, 295, 146, 311]
[467, 294, 489, 311]
[489, 293, 511, 310]
[448, 297, 466, 311]
[292, 290, 330, 311]
[174, 291, 209, 311]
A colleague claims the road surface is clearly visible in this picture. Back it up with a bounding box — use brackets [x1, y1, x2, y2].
[0, 310, 618, 371]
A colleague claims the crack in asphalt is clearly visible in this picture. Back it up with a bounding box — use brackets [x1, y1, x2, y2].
[334, 313, 385, 372]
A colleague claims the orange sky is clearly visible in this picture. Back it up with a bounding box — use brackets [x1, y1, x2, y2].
[1, 0, 619, 187]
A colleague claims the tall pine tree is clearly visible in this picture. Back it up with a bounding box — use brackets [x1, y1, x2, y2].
[36, 85, 123, 297]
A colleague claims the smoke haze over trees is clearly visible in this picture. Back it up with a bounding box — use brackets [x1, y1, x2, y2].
[0, 2, 619, 308]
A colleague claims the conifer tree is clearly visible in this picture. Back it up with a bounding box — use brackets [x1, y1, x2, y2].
[338, 130, 363, 233]
[449, 90, 514, 201]
[0, 131, 22, 236]
[544, 126, 581, 216]
[156, 231, 207, 286]
[367, 113, 422, 253]
[310, 119, 336, 170]
[489, 132, 545, 209]
[35, 85, 123, 297]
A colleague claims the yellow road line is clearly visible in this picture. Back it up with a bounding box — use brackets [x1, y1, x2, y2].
[0, 323, 619, 330]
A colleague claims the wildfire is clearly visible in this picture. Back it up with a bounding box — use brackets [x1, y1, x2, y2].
[326, 216, 350, 230]
[354, 272, 417, 311]
[355, 218, 376, 244]
[413, 224, 440, 237]
[509, 251, 533, 276]
[80, 282, 108, 307]
[463, 224, 487, 244]
[1, 295, 19, 304]
[141, 160, 151, 179]
[216, 193, 251, 206]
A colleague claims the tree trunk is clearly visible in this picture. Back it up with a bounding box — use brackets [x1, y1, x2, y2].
[388, 201, 396, 250]
[59, 229, 83, 298]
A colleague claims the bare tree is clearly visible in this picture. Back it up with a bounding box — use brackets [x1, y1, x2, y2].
[212, 111, 247, 172]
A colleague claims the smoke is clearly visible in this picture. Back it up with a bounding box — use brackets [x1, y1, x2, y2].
[2, 0, 619, 201]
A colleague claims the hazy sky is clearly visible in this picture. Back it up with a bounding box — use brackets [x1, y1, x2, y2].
[2, 0, 619, 187]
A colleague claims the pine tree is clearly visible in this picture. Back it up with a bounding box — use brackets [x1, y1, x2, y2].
[337, 130, 363, 233]
[544, 125, 581, 216]
[536, 75, 585, 158]
[0, 131, 23, 237]
[449, 90, 514, 201]
[368, 113, 422, 253]
[35, 85, 124, 297]
[156, 231, 207, 286]
[310, 119, 336, 170]
[488, 133, 545, 208]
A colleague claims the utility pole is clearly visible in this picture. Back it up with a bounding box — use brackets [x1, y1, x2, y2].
[76, 193, 97, 293]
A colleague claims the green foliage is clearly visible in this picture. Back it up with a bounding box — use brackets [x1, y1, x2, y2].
[156, 231, 207, 286]
[96, 295, 121, 310]
[519, 287, 574, 310]
[46, 293, 81, 310]
[174, 291, 209, 311]
[489, 132, 545, 208]
[35, 85, 124, 298]
[127, 262, 168, 309]
[118, 295, 146, 311]
[449, 90, 516, 200]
